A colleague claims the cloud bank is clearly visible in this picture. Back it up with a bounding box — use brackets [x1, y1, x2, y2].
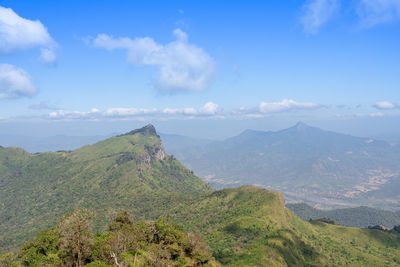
[92, 29, 215, 92]
[44, 99, 325, 122]
[259, 99, 321, 113]
[46, 102, 220, 121]
[0, 64, 37, 99]
[0, 6, 57, 64]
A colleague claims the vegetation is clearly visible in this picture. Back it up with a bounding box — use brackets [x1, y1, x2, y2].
[287, 203, 400, 228]
[4, 186, 400, 266]
[0, 125, 211, 253]
[13, 209, 219, 266]
[2, 124, 400, 266]
[166, 186, 400, 266]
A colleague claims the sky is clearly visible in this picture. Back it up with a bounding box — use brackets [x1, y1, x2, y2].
[0, 0, 400, 139]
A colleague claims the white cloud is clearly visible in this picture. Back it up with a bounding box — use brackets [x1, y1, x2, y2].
[369, 112, 385, 117]
[259, 99, 321, 113]
[46, 102, 220, 121]
[373, 101, 397, 110]
[0, 6, 57, 63]
[39, 47, 57, 64]
[162, 107, 197, 115]
[357, 0, 400, 27]
[0, 64, 37, 99]
[300, 0, 339, 34]
[172, 28, 188, 42]
[162, 102, 218, 116]
[92, 29, 215, 92]
[199, 102, 219, 115]
[104, 107, 158, 117]
[48, 108, 101, 120]
[233, 113, 265, 120]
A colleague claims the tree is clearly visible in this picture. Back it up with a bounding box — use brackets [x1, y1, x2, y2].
[58, 209, 94, 267]
[0, 253, 18, 267]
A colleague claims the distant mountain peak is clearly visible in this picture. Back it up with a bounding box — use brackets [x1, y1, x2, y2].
[295, 121, 310, 129]
[121, 124, 158, 137]
[281, 121, 316, 133]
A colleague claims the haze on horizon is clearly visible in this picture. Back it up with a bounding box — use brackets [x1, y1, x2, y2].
[0, 0, 400, 141]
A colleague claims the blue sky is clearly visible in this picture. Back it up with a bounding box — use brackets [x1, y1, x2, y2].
[0, 0, 400, 139]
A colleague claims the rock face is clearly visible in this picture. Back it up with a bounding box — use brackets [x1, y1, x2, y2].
[155, 146, 166, 160]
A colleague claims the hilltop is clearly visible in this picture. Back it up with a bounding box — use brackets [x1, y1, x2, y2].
[167, 186, 400, 266]
[0, 124, 211, 253]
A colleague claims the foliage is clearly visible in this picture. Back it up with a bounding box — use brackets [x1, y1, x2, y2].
[0, 125, 211, 253]
[3, 124, 400, 266]
[6, 187, 400, 266]
[57, 209, 94, 267]
[167, 186, 400, 266]
[0, 252, 19, 267]
[18, 228, 60, 266]
[16, 210, 219, 267]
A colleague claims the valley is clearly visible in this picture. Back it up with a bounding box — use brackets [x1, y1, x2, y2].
[161, 122, 400, 210]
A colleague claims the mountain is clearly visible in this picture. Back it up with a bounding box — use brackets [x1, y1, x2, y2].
[162, 122, 400, 209]
[6, 186, 400, 266]
[0, 124, 211, 253]
[287, 203, 400, 228]
[3, 124, 400, 266]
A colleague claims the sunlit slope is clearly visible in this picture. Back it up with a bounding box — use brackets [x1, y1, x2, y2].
[168, 186, 400, 266]
[0, 125, 211, 252]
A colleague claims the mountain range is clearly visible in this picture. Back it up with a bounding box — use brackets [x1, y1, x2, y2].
[2, 125, 400, 266]
[161, 122, 400, 210]
[287, 203, 400, 228]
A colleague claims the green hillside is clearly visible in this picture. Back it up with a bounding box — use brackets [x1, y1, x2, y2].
[4, 186, 400, 266]
[287, 203, 400, 228]
[2, 125, 400, 266]
[0, 125, 211, 253]
[166, 186, 400, 266]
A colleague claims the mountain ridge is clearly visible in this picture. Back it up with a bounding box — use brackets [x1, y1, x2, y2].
[0, 125, 211, 253]
[287, 202, 400, 228]
[2, 125, 400, 266]
[162, 122, 400, 209]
